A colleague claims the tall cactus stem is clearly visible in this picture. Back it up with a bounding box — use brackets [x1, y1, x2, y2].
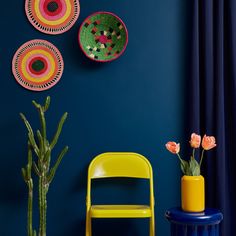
[21, 143, 34, 236]
[28, 183, 33, 236]
[21, 96, 68, 236]
[50, 112, 68, 150]
[39, 176, 47, 236]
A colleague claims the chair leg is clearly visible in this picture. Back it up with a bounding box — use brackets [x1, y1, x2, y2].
[86, 214, 92, 236]
[150, 216, 155, 236]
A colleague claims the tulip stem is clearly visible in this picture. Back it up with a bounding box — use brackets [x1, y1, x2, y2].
[177, 154, 184, 165]
[199, 149, 205, 167]
[192, 149, 195, 159]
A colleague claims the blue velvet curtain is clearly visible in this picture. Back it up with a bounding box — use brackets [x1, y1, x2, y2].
[189, 0, 236, 235]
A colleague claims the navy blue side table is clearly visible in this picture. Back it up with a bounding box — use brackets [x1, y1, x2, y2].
[165, 207, 223, 236]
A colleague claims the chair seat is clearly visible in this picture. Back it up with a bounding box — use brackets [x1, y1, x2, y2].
[90, 205, 152, 218]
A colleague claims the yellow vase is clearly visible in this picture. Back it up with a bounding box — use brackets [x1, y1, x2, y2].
[181, 175, 205, 212]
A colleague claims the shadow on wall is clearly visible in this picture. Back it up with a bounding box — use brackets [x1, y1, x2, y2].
[0, 122, 25, 205]
[71, 165, 88, 194]
[59, 218, 146, 236]
[62, 29, 106, 71]
[0, 164, 24, 204]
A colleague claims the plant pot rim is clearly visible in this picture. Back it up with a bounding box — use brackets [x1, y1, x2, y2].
[182, 175, 204, 180]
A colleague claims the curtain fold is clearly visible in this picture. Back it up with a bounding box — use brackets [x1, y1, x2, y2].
[189, 0, 236, 235]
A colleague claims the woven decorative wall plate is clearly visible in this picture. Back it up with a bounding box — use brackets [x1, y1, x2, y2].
[12, 39, 64, 91]
[78, 12, 128, 62]
[25, 0, 80, 35]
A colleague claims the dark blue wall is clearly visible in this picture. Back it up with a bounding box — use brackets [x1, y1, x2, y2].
[0, 0, 188, 235]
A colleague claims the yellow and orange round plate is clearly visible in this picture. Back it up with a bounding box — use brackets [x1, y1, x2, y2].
[25, 0, 80, 34]
[12, 39, 64, 91]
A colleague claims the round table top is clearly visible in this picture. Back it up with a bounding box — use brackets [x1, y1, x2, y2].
[165, 207, 223, 225]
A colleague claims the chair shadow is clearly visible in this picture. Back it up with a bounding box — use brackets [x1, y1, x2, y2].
[59, 217, 144, 236]
[70, 164, 88, 194]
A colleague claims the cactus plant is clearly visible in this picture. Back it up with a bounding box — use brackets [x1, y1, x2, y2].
[20, 96, 68, 236]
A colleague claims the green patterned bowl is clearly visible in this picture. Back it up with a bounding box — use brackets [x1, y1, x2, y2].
[78, 12, 128, 62]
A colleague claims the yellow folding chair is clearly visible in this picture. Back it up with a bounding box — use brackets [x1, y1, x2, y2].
[85, 152, 155, 236]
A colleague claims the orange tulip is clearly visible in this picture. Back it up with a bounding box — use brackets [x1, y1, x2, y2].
[189, 133, 201, 148]
[165, 141, 180, 154]
[202, 135, 217, 150]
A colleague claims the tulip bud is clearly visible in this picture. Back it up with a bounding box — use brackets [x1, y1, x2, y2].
[202, 135, 217, 150]
[165, 141, 180, 154]
[189, 133, 201, 148]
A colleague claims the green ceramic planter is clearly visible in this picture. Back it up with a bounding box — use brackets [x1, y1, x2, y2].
[78, 12, 128, 62]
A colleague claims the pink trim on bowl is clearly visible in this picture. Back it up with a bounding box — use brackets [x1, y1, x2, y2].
[25, 0, 80, 35]
[12, 39, 64, 91]
[78, 11, 128, 63]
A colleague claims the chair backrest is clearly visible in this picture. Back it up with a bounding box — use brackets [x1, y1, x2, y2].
[88, 152, 153, 179]
[86, 152, 154, 208]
